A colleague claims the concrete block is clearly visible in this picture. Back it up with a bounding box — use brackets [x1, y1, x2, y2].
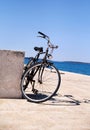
[0, 50, 25, 98]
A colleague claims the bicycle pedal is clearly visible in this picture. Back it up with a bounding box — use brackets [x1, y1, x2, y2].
[32, 89, 38, 94]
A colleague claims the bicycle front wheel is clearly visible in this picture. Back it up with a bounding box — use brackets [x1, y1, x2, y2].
[21, 62, 61, 103]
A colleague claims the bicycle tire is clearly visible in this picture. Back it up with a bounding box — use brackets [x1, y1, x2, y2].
[21, 62, 61, 103]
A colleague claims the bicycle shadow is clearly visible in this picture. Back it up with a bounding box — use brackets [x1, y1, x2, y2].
[42, 94, 90, 106]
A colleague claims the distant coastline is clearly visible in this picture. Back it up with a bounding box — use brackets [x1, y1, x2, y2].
[53, 60, 90, 64]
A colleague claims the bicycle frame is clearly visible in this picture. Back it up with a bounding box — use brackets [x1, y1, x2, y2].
[21, 32, 61, 103]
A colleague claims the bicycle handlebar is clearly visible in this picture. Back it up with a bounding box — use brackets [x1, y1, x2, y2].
[38, 31, 58, 50]
[38, 31, 49, 38]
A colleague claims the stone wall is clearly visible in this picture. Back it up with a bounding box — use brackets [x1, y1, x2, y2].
[0, 50, 25, 98]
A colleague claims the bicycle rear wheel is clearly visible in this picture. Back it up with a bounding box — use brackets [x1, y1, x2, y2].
[21, 62, 61, 103]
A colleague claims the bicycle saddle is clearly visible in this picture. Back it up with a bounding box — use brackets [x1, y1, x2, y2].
[34, 47, 43, 52]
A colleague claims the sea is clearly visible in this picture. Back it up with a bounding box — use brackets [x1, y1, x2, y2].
[24, 57, 90, 76]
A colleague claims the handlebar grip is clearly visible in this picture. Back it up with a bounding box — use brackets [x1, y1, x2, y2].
[55, 45, 58, 48]
[38, 31, 46, 36]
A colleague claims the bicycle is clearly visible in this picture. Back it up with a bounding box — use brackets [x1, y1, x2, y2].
[21, 31, 61, 103]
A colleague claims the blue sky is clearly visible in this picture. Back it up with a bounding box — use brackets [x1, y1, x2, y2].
[0, 0, 90, 62]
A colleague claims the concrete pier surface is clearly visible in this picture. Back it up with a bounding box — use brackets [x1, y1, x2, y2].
[0, 71, 90, 130]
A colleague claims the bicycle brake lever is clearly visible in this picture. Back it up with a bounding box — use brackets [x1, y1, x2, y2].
[37, 35, 45, 38]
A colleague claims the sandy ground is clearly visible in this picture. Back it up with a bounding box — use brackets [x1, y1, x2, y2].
[0, 71, 90, 130]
